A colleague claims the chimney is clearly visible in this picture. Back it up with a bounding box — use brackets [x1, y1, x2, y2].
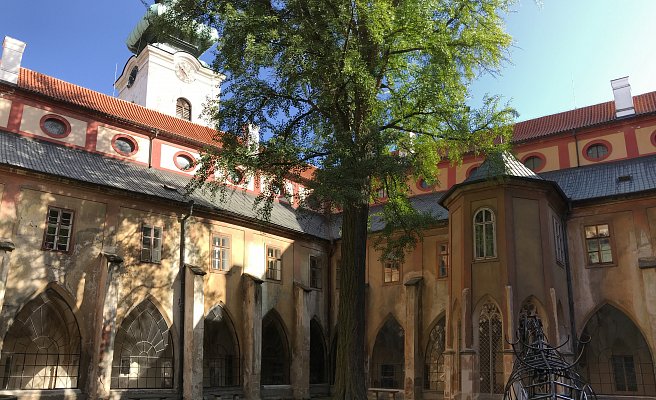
[611, 76, 635, 118]
[0, 36, 26, 85]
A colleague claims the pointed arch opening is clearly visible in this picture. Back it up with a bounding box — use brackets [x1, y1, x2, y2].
[425, 316, 446, 391]
[203, 304, 240, 388]
[371, 316, 404, 389]
[0, 288, 81, 389]
[110, 299, 174, 389]
[261, 311, 290, 385]
[579, 304, 656, 396]
[478, 301, 503, 394]
[310, 318, 327, 384]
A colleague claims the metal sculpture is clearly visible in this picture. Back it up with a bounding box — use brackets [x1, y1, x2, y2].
[503, 311, 596, 400]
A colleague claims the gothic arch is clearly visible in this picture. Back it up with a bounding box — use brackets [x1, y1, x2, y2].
[0, 287, 81, 389]
[475, 298, 503, 395]
[110, 299, 174, 389]
[519, 295, 550, 340]
[424, 314, 446, 391]
[370, 315, 404, 389]
[579, 303, 656, 396]
[261, 310, 290, 385]
[204, 303, 240, 387]
[310, 317, 328, 384]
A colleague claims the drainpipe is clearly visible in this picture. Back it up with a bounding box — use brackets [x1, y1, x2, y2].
[573, 129, 581, 168]
[179, 200, 194, 398]
[561, 201, 578, 354]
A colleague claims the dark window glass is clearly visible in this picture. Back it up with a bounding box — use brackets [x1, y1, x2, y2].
[43, 118, 67, 137]
[586, 143, 609, 160]
[176, 98, 192, 121]
[114, 137, 136, 156]
[523, 156, 543, 171]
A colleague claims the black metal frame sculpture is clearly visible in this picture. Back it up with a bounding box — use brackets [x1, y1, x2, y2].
[503, 313, 596, 400]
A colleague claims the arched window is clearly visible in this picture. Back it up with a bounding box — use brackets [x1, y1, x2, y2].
[371, 317, 404, 389]
[424, 317, 446, 391]
[0, 288, 81, 389]
[479, 302, 503, 394]
[580, 304, 656, 396]
[111, 300, 174, 389]
[204, 305, 240, 387]
[176, 98, 192, 121]
[474, 208, 496, 260]
[261, 311, 290, 385]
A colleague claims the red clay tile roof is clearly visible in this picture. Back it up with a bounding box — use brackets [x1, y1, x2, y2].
[15, 67, 656, 149]
[512, 91, 656, 142]
[17, 67, 217, 145]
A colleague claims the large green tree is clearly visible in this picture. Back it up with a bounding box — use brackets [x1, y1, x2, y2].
[160, 0, 515, 397]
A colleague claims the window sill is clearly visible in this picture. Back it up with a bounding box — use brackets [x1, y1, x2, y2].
[585, 262, 617, 269]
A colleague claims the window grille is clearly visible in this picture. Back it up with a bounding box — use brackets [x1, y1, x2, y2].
[211, 235, 230, 271]
[261, 314, 290, 384]
[479, 302, 503, 394]
[141, 225, 162, 263]
[474, 208, 496, 259]
[43, 207, 74, 252]
[111, 300, 173, 389]
[176, 98, 191, 121]
[203, 306, 240, 388]
[612, 355, 638, 392]
[266, 246, 282, 280]
[371, 318, 404, 389]
[425, 318, 446, 391]
[310, 256, 321, 289]
[0, 289, 81, 389]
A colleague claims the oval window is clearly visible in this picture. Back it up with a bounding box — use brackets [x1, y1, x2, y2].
[418, 178, 433, 191]
[41, 116, 69, 137]
[586, 143, 609, 160]
[113, 136, 137, 156]
[175, 154, 195, 171]
[523, 156, 544, 171]
[228, 168, 244, 185]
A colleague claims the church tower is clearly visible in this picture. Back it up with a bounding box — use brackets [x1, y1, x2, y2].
[114, 1, 223, 127]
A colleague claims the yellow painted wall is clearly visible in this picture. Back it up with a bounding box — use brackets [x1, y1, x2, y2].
[0, 98, 11, 128]
[20, 105, 87, 147]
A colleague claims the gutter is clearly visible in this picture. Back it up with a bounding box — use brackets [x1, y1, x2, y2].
[178, 200, 194, 397]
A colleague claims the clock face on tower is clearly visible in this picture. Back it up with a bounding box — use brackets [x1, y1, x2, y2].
[175, 61, 196, 83]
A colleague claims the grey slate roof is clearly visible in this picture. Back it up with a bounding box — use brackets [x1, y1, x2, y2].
[3, 130, 656, 240]
[0, 131, 329, 239]
[464, 151, 543, 183]
[542, 155, 656, 202]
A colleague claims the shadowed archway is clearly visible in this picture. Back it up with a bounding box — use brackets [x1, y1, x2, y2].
[203, 304, 240, 387]
[370, 316, 404, 389]
[261, 310, 290, 385]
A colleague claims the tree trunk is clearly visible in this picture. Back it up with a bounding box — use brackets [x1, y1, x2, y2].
[333, 202, 369, 399]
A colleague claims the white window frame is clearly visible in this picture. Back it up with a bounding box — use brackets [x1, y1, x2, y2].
[266, 246, 282, 281]
[43, 206, 74, 252]
[211, 234, 231, 272]
[141, 224, 162, 263]
[310, 255, 321, 289]
[473, 208, 497, 260]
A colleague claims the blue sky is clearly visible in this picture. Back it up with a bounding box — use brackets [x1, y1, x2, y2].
[1, 0, 654, 122]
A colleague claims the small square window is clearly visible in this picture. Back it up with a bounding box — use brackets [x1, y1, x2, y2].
[42, 207, 74, 252]
[438, 243, 449, 278]
[141, 224, 162, 263]
[310, 256, 322, 289]
[266, 246, 282, 281]
[383, 259, 401, 284]
[211, 235, 231, 272]
[584, 224, 613, 266]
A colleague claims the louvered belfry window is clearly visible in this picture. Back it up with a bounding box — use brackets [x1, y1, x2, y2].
[176, 98, 192, 121]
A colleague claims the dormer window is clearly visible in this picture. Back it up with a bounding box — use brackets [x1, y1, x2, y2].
[176, 98, 192, 121]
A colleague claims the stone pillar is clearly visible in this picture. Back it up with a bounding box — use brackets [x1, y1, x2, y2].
[460, 350, 476, 400]
[184, 265, 206, 400]
[94, 252, 123, 399]
[404, 276, 423, 400]
[243, 273, 263, 400]
[292, 282, 311, 399]
[0, 240, 15, 356]
[443, 350, 454, 399]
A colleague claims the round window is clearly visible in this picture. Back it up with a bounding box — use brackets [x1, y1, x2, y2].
[228, 168, 244, 184]
[523, 156, 544, 171]
[41, 116, 69, 137]
[175, 154, 195, 171]
[113, 136, 137, 156]
[418, 178, 433, 191]
[586, 143, 609, 160]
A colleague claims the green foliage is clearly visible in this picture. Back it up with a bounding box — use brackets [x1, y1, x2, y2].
[168, 0, 516, 221]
